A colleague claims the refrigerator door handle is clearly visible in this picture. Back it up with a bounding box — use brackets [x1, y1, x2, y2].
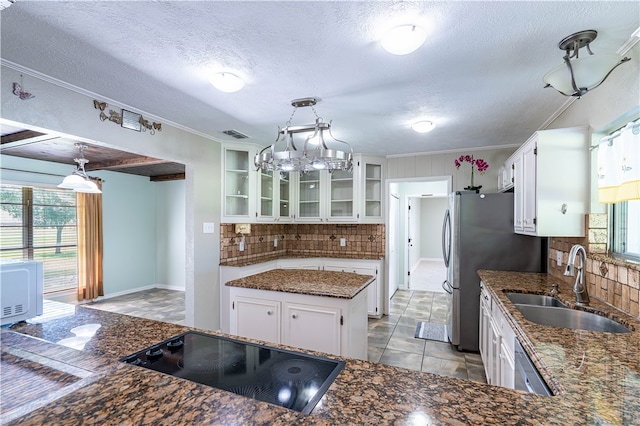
[442, 280, 454, 294]
[442, 209, 451, 268]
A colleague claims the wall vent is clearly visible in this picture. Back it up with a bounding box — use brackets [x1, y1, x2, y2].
[222, 129, 249, 139]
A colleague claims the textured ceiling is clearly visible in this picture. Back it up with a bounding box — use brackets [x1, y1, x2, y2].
[1, 1, 639, 156]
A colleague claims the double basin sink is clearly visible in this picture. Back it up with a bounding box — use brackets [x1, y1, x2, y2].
[505, 292, 631, 334]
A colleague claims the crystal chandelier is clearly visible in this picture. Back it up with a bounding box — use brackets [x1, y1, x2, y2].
[57, 143, 102, 193]
[543, 30, 630, 98]
[254, 98, 353, 173]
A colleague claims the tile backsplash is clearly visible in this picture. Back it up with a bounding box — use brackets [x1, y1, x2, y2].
[220, 223, 385, 265]
[548, 213, 639, 318]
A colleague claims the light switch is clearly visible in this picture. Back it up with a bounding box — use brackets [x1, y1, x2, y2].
[274, 238, 278, 247]
[203, 222, 215, 234]
[556, 251, 562, 266]
[340, 238, 346, 247]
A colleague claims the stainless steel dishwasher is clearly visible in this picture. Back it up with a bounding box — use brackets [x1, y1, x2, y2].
[514, 339, 552, 396]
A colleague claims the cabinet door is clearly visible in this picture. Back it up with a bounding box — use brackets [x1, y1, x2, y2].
[283, 303, 341, 356]
[223, 145, 257, 222]
[278, 171, 293, 221]
[479, 291, 490, 370]
[232, 297, 281, 344]
[500, 341, 515, 389]
[361, 157, 384, 223]
[522, 141, 537, 234]
[329, 169, 356, 222]
[257, 169, 275, 220]
[297, 171, 322, 221]
[513, 153, 524, 232]
[488, 316, 501, 386]
[350, 266, 378, 317]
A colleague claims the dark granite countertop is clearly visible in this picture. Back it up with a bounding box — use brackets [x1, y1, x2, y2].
[3, 270, 639, 425]
[225, 268, 374, 299]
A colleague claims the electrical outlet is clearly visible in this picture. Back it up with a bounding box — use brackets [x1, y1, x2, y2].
[202, 222, 215, 234]
[239, 241, 245, 251]
[274, 238, 278, 248]
[556, 251, 562, 266]
[340, 238, 346, 247]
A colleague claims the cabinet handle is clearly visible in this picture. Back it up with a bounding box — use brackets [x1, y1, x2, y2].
[267, 310, 273, 315]
[292, 314, 298, 319]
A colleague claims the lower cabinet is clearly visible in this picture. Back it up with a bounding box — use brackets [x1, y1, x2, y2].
[234, 296, 281, 343]
[323, 259, 383, 318]
[479, 281, 516, 389]
[283, 303, 341, 356]
[229, 286, 367, 360]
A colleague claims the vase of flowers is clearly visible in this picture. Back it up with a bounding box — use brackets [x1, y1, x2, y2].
[454, 155, 489, 192]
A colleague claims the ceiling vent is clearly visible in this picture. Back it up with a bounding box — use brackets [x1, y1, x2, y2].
[222, 129, 249, 139]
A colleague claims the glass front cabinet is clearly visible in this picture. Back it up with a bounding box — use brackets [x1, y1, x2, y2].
[257, 169, 294, 222]
[223, 146, 256, 222]
[358, 155, 384, 223]
[295, 167, 358, 222]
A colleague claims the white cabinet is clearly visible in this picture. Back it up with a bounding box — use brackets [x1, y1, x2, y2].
[257, 170, 294, 222]
[322, 258, 383, 318]
[497, 155, 515, 193]
[512, 127, 589, 236]
[228, 285, 367, 359]
[358, 155, 385, 223]
[233, 296, 281, 343]
[296, 168, 358, 222]
[283, 303, 341, 356]
[479, 281, 516, 389]
[222, 144, 258, 223]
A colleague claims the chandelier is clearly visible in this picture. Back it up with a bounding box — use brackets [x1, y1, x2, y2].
[254, 98, 353, 173]
[57, 143, 102, 193]
[543, 30, 630, 98]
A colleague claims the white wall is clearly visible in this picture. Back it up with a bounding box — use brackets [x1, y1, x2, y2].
[1, 64, 221, 330]
[419, 197, 448, 259]
[155, 180, 186, 290]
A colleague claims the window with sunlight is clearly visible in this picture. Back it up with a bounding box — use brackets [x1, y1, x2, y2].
[0, 184, 78, 294]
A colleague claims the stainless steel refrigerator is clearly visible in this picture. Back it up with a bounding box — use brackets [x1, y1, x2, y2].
[441, 191, 546, 352]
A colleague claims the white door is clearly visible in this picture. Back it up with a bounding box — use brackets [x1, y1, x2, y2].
[407, 197, 421, 289]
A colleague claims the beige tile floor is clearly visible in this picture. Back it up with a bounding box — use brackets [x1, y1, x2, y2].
[84, 287, 486, 383]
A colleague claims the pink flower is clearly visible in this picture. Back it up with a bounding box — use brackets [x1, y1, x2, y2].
[453, 155, 489, 174]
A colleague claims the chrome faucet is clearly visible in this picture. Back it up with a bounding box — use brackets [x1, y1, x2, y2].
[564, 244, 589, 305]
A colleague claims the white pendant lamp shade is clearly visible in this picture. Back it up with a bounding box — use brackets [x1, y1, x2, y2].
[58, 173, 87, 189]
[543, 53, 627, 96]
[381, 25, 427, 55]
[209, 72, 245, 93]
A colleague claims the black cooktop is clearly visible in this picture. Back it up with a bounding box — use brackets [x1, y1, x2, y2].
[120, 331, 345, 414]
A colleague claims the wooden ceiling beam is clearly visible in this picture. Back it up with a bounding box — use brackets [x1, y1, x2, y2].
[1, 131, 60, 150]
[150, 173, 186, 182]
[85, 156, 170, 171]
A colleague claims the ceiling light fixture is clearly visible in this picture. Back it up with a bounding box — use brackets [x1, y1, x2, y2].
[411, 120, 436, 133]
[58, 144, 102, 193]
[543, 30, 630, 98]
[381, 25, 427, 55]
[209, 72, 245, 93]
[254, 97, 353, 173]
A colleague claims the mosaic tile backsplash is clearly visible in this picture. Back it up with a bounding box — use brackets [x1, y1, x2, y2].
[548, 213, 639, 318]
[220, 223, 385, 265]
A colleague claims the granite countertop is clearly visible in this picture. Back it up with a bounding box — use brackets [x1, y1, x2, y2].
[221, 254, 382, 267]
[225, 268, 374, 299]
[477, 270, 640, 425]
[3, 271, 639, 425]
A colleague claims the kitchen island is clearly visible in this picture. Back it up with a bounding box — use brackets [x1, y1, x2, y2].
[3, 270, 639, 425]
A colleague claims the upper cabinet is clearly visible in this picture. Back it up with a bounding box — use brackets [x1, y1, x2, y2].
[296, 168, 358, 222]
[222, 145, 385, 224]
[223, 145, 257, 222]
[358, 156, 385, 223]
[512, 127, 589, 237]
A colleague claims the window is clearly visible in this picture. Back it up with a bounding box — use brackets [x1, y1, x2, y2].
[611, 200, 640, 262]
[0, 184, 78, 293]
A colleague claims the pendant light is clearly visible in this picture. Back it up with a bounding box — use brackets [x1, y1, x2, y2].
[58, 144, 102, 193]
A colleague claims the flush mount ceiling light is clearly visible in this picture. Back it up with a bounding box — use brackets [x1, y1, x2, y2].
[209, 72, 245, 93]
[411, 120, 436, 133]
[57, 144, 102, 193]
[254, 97, 353, 173]
[543, 30, 630, 98]
[381, 25, 427, 55]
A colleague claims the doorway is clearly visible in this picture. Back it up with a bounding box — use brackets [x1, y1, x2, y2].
[384, 177, 450, 315]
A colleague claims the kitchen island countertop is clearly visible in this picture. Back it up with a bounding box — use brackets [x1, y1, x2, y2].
[225, 268, 374, 299]
[3, 270, 639, 425]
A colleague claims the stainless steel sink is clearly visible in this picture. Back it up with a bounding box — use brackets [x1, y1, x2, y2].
[505, 292, 567, 308]
[514, 305, 631, 333]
